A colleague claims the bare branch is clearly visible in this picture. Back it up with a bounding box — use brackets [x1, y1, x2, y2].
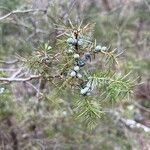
[0, 59, 19, 64]
[0, 9, 46, 21]
[0, 68, 18, 72]
[11, 68, 23, 78]
[26, 82, 43, 96]
[0, 75, 41, 83]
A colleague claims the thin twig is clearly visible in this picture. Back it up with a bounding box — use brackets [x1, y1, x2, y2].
[0, 9, 46, 21]
[133, 101, 150, 113]
[26, 82, 43, 96]
[0, 68, 18, 72]
[11, 68, 22, 78]
[0, 75, 41, 82]
[0, 59, 19, 64]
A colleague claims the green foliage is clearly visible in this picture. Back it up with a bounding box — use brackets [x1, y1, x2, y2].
[74, 96, 103, 129]
[88, 72, 134, 102]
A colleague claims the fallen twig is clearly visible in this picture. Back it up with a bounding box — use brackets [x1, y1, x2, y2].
[120, 118, 150, 133]
[107, 110, 150, 133]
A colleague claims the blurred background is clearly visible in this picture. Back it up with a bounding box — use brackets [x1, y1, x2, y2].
[0, 0, 150, 149]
